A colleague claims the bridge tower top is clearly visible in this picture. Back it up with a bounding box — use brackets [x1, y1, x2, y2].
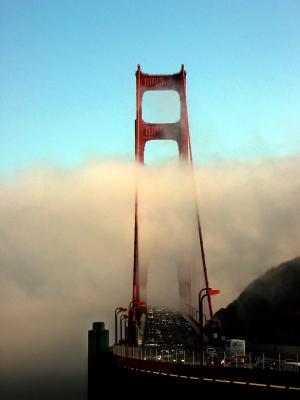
[135, 64, 190, 163]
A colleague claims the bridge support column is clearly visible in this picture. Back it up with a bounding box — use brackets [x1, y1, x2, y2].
[127, 320, 138, 347]
[88, 322, 110, 399]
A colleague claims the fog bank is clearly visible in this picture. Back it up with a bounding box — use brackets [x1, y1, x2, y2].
[0, 156, 299, 383]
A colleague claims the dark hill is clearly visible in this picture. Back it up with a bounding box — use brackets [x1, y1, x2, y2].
[215, 256, 300, 345]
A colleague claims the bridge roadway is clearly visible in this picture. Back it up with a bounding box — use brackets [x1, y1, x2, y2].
[110, 307, 300, 399]
[88, 308, 300, 399]
[142, 306, 199, 353]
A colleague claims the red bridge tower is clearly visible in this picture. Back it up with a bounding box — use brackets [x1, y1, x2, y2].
[131, 65, 212, 331]
[135, 64, 189, 163]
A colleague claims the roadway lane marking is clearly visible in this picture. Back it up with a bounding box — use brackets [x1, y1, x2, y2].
[290, 387, 300, 391]
[215, 379, 231, 383]
[270, 385, 286, 389]
[169, 373, 177, 377]
[233, 381, 247, 385]
[203, 378, 213, 381]
[249, 383, 267, 387]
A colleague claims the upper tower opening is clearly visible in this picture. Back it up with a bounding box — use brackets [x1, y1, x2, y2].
[142, 90, 180, 123]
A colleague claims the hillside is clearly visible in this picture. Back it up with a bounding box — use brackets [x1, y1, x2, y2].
[215, 256, 300, 345]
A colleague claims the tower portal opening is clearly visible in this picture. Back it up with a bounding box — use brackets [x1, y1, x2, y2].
[142, 90, 180, 123]
[144, 140, 179, 164]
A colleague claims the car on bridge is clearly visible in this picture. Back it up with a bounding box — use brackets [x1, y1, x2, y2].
[254, 358, 279, 370]
[282, 360, 300, 372]
[205, 346, 217, 355]
[225, 359, 247, 369]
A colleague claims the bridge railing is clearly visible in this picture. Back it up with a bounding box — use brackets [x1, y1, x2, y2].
[113, 345, 200, 364]
[112, 345, 300, 372]
[112, 345, 300, 393]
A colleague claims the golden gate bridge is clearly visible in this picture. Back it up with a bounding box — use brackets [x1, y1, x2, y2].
[88, 66, 300, 399]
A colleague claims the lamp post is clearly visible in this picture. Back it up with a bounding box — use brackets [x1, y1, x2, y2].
[120, 314, 128, 344]
[115, 307, 127, 345]
[199, 288, 220, 366]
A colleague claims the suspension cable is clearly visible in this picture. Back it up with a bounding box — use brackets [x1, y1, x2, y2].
[187, 135, 213, 319]
[182, 75, 213, 319]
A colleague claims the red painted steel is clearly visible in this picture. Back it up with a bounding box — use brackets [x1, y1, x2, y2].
[135, 64, 189, 163]
[187, 129, 213, 318]
[131, 190, 139, 321]
[132, 65, 191, 316]
[132, 65, 213, 321]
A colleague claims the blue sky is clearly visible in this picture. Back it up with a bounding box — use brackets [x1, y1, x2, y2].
[1, 0, 300, 172]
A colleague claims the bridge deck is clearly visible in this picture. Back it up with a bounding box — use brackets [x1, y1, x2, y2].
[143, 306, 199, 352]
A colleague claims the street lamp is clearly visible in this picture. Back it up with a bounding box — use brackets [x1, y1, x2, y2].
[120, 314, 128, 344]
[115, 307, 127, 345]
[198, 288, 220, 366]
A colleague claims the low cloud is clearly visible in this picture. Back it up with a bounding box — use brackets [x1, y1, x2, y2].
[0, 156, 299, 384]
